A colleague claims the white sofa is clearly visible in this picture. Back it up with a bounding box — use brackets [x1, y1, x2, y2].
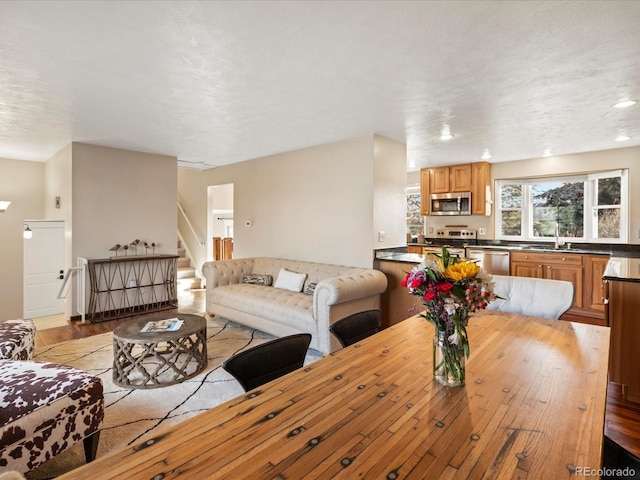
[202, 257, 388, 354]
[488, 274, 574, 319]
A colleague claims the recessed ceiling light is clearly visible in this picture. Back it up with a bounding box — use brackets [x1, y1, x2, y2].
[439, 125, 454, 141]
[481, 149, 492, 160]
[542, 148, 553, 157]
[615, 134, 630, 142]
[612, 100, 637, 109]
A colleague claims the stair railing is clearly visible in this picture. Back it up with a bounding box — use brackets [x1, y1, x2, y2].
[178, 201, 205, 246]
[57, 256, 88, 323]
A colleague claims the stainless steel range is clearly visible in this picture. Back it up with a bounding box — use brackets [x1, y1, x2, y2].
[423, 229, 477, 257]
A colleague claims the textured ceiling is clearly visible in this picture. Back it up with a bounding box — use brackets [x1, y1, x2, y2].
[1, 1, 639, 171]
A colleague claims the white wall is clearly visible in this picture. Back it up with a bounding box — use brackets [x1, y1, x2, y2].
[71, 144, 178, 261]
[373, 135, 408, 248]
[44, 144, 73, 318]
[0, 158, 45, 320]
[178, 136, 382, 269]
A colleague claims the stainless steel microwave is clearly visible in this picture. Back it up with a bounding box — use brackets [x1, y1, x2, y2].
[430, 192, 471, 215]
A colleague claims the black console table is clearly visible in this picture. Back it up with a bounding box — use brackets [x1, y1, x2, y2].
[86, 255, 178, 322]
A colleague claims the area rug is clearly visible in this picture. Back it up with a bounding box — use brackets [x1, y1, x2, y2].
[26, 317, 323, 479]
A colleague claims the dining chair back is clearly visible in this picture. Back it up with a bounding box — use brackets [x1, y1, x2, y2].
[222, 333, 312, 391]
[488, 275, 574, 319]
[330, 310, 381, 347]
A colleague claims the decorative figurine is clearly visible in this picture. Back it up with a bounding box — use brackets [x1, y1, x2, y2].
[130, 239, 140, 255]
[109, 244, 122, 257]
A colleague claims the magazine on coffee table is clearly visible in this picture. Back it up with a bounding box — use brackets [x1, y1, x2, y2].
[140, 318, 184, 333]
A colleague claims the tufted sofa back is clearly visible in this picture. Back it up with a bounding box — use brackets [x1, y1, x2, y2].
[251, 257, 365, 291]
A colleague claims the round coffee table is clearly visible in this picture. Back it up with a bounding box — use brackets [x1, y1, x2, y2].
[112, 313, 207, 389]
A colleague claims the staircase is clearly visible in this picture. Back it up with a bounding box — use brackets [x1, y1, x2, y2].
[177, 240, 202, 290]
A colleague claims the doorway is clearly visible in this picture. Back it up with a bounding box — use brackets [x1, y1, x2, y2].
[23, 220, 65, 318]
[207, 184, 234, 261]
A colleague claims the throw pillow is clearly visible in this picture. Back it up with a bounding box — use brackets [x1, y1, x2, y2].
[273, 268, 307, 292]
[241, 274, 273, 286]
[303, 282, 317, 295]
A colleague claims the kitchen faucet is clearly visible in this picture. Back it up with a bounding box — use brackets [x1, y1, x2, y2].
[554, 221, 565, 249]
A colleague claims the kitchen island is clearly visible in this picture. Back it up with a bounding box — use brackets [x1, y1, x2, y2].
[373, 251, 424, 328]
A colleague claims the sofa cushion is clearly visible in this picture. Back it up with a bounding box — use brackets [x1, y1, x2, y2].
[273, 268, 307, 292]
[209, 283, 315, 329]
[303, 282, 317, 295]
[241, 274, 273, 286]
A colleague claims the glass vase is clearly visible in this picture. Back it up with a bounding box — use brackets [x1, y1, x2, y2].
[433, 329, 465, 387]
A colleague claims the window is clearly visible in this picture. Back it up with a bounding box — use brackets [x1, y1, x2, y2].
[406, 188, 424, 236]
[496, 170, 628, 243]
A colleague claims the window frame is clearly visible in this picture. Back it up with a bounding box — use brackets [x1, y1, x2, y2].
[495, 169, 628, 243]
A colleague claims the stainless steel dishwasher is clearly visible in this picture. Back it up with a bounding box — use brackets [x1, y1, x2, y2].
[466, 248, 511, 275]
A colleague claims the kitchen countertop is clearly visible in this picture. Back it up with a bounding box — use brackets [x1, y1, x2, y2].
[407, 242, 637, 256]
[603, 257, 640, 282]
[374, 251, 425, 264]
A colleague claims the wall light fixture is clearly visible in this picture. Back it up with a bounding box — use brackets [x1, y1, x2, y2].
[23, 224, 33, 239]
[0, 201, 11, 212]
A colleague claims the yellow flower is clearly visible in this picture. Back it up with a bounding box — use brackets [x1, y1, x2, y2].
[443, 262, 480, 282]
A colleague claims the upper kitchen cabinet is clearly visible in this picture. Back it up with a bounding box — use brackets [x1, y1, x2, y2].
[471, 162, 491, 216]
[429, 164, 471, 193]
[420, 169, 431, 215]
[419, 162, 491, 216]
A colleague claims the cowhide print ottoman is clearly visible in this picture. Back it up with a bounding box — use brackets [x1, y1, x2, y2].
[0, 360, 104, 473]
[0, 320, 36, 361]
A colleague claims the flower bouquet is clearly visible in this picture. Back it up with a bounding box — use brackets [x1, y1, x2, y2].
[401, 247, 498, 386]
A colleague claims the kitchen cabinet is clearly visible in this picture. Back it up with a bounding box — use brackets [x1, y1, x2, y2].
[420, 162, 491, 215]
[471, 161, 491, 216]
[510, 250, 607, 322]
[583, 254, 608, 313]
[407, 245, 423, 254]
[429, 164, 471, 194]
[510, 250, 583, 309]
[607, 279, 640, 403]
[430, 166, 451, 193]
[420, 169, 431, 215]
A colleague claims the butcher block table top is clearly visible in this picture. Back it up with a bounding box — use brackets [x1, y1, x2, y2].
[60, 310, 610, 479]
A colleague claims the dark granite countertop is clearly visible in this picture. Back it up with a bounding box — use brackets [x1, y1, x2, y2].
[604, 257, 640, 283]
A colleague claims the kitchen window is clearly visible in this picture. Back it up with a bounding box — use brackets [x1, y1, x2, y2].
[406, 187, 425, 236]
[496, 169, 628, 243]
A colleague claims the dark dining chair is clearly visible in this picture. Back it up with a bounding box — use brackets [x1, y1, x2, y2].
[330, 310, 381, 347]
[222, 333, 312, 392]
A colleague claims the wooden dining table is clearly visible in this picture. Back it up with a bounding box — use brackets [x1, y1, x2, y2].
[59, 310, 610, 479]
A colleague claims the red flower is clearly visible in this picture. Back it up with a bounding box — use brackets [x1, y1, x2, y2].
[401, 274, 410, 287]
[436, 281, 453, 293]
[424, 291, 436, 302]
[410, 278, 422, 288]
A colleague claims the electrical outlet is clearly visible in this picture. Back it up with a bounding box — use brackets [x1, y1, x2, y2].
[479, 228, 487, 235]
[378, 231, 386, 242]
[428, 227, 434, 234]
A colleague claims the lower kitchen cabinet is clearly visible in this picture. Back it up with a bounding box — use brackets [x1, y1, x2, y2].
[607, 279, 640, 403]
[510, 250, 606, 322]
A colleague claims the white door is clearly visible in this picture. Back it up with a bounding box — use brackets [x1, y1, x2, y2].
[24, 221, 65, 318]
